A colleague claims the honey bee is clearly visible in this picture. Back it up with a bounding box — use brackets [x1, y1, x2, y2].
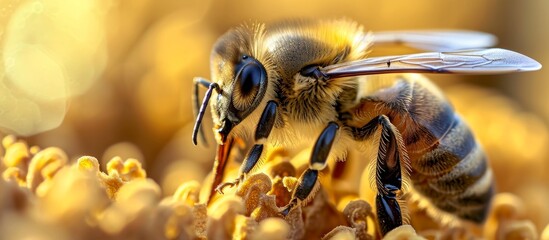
[191, 19, 541, 235]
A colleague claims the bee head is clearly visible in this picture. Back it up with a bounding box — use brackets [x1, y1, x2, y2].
[211, 54, 268, 144]
[193, 23, 272, 145]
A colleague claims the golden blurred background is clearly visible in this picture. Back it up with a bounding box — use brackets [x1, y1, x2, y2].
[1, 0, 549, 238]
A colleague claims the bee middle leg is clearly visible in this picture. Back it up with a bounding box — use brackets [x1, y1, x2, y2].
[280, 122, 339, 216]
[215, 101, 278, 194]
[352, 115, 409, 236]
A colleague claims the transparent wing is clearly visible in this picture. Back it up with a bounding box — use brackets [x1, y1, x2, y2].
[373, 30, 497, 52]
[322, 48, 541, 79]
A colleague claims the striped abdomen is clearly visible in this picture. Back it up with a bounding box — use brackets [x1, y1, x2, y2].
[409, 113, 494, 223]
[349, 75, 494, 223]
[401, 77, 494, 223]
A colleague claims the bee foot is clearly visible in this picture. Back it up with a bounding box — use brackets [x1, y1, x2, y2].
[280, 198, 298, 216]
[215, 179, 240, 194]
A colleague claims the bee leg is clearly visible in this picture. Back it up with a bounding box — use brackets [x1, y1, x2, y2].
[215, 101, 278, 194]
[280, 122, 339, 216]
[353, 115, 407, 236]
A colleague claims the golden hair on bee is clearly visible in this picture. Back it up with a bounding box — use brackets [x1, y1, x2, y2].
[265, 19, 372, 80]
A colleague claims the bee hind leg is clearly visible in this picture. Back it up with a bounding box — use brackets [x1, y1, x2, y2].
[215, 101, 278, 194]
[280, 122, 339, 216]
[353, 115, 409, 236]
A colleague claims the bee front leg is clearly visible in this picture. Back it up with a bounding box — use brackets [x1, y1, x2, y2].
[280, 122, 339, 216]
[352, 115, 409, 236]
[215, 101, 278, 194]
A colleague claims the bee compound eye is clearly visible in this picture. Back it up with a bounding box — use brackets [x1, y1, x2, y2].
[231, 57, 267, 113]
[237, 63, 263, 97]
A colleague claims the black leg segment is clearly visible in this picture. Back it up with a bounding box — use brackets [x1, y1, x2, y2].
[377, 193, 402, 236]
[376, 116, 403, 194]
[310, 122, 339, 169]
[280, 122, 339, 216]
[280, 169, 319, 216]
[293, 169, 319, 201]
[255, 101, 278, 142]
[215, 101, 278, 194]
[215, 143, 264, 194]
[240, 144, 263, 174]
[351, 115, 408, 236]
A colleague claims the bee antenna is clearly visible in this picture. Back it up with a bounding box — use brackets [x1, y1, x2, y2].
[192, 80, 220, 146]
